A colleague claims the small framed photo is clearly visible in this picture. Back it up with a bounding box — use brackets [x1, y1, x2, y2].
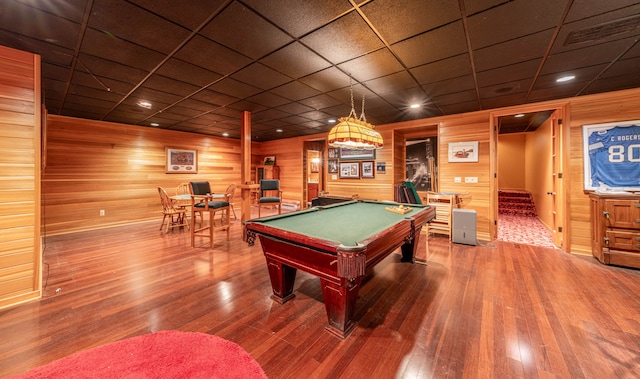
[448, 141, 478, 162]
[361, 161, 375, 178]
[310, 161, 319, 173]
[339, 162, 360, 179]
[328, 148, 339, 159]
[166, 148, 197, 173]
[328, 159, 339, 174]
[376, 161, 386, 173]
[263, 156, 276, 165]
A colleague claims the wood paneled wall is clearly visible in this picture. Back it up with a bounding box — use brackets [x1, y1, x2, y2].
[43, 115, 248, 235]
[41, 87, 640, 254]
[0, 46, 41, 309]
[565, 88, 640, 255]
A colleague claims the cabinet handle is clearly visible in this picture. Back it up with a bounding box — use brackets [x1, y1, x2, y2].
[603, 211, 610, 219]
[604, 237, 610, 245]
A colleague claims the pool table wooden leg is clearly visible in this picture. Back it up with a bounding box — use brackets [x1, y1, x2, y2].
[266, 259, 297, 303]
[320, 278, 362, 339]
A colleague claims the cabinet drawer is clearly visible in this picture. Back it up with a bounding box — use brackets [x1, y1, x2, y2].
[605, 229, 640, 252]
[603, 200, 640, 229]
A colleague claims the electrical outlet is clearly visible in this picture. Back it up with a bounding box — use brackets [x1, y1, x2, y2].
[465, 177, 478, 183]
[454, 177, 462, 183]
[99, 210, 105, 216]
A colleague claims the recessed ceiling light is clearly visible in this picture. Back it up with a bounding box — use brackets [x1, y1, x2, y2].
[222, 132, 229, 137]
[137, 101, 152, 109]
[150, 122, 159, 126]
[410, 104, 421, 109]
[514, 114, 525, 118]
[276, 129, 283, 133]
[556, 75, 575, 83]
[328, 119, 336, 124]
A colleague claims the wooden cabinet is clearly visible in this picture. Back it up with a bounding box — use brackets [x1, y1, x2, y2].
[589, 193, 640, 268]
[256, 165, 279, 183]
[308, 182, 318, 200]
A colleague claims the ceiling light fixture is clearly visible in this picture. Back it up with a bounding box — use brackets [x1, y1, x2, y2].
[150, 122, 159, 126]
[556, 75, 575, 83]
[137, 101, 152, 109]
[514, 114, 525, 118]
[327, 79, 383, 150]
[410, 103, 421, 109]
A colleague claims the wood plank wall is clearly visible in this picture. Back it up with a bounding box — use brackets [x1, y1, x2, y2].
[565, 88, 640, 255]
[45, 89, 640, 254]
[43, 115, 250, 235]
[0, 45, 41, 308]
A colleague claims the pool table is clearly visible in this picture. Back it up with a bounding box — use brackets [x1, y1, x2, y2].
[244, 200, 435, 338]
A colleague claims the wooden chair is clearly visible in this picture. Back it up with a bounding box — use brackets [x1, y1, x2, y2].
[174, 182, 192, 213]
[158, 187, 189, 233]
[425, 192, 455, 240]
[258, 179, 282, 218]
[189, 181, 211, 226]
[190, 192, 230, 248]
[225, 183, 237, 221]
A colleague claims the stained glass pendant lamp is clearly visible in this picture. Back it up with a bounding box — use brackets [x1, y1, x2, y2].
[327, 80, 383, 150]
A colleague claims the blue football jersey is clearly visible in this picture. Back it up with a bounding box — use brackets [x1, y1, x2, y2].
[588, 125, 640, 188]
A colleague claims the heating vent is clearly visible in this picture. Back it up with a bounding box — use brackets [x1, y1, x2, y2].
[565, 15, 640, 45]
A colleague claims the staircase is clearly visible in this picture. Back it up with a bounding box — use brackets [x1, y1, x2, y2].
[498, 190, 537, 217]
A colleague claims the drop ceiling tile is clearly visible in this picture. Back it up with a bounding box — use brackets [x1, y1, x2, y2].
[80, 28, 164, 71]
[89, 0, 191, 54]
[479, 79, 532, 99]
[480, 93, 528, 109]
[190, 89, 239, 107]
[225, 100, 267, 113]
[473, 30, 553, 72]
[423, 75, 476, 98]
[275, 102, 315, 115]
[155, 58, 223, 87]
[128, 0, 228, 30]
[337, 49, 405, 83]
[261, 42, 332, 79]
[270, 81, 322, 101]
[298, 67, 351, 93]
[365, 71, 420, 96]
[391, 21, 468, 68]
[411, 54, 472, 85]
[361, 0, 460, 44]
[298, 94, 342, 110]
[476, 59, 541, 88]
[207, 78, 262, 99]
[75, 53, 149, 85]
[301, 11, 385, 64]
[467, 0, 561, 49]
[231, 62, 292, 91]
[200, 1, 293, 59]
[243, 0, 351, 38]
[174, 35, 251, 75]
[564, 0, 640, 23]
[0, 2, 81, 49]
[584, 71, 640, 94]
[246, 92, 292, 108]
[541, 37, 637, 75]
[142, 75, 201, 98]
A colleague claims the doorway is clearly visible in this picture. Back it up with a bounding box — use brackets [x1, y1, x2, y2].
[493, 107, 565, 248]
[303, 140, 325, 208]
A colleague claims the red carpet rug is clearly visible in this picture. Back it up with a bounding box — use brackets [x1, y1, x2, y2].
[498, 214, 556, 248]
[7, 330, 267, 379]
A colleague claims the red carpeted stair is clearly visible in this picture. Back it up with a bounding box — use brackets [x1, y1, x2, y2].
[498, 190, 537, 217]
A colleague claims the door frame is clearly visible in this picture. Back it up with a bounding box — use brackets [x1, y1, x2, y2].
[489, 102, 569, 248]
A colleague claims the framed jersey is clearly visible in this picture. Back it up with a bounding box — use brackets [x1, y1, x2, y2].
[583, 120, 640, 191]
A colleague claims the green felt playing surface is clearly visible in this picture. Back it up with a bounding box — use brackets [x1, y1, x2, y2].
[254, 201, 426, 246]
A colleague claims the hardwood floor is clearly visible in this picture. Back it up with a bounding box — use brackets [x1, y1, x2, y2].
[1, 210, 639, 378]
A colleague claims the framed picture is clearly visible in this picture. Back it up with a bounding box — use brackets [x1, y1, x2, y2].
[448, 141, 478, 162]
[328, 159, 339, 174]
[339, 148, 376, 160]
[310, 161, 319, 173]
[263, 156, 276, 165]
[339, 162, 360, 179]
[583, 120, 640, 191]
[328, 148, 339, 159]
[376, 161, 386, 173]
[166, 148, 197, 173]
[361, 161, 375, 178]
